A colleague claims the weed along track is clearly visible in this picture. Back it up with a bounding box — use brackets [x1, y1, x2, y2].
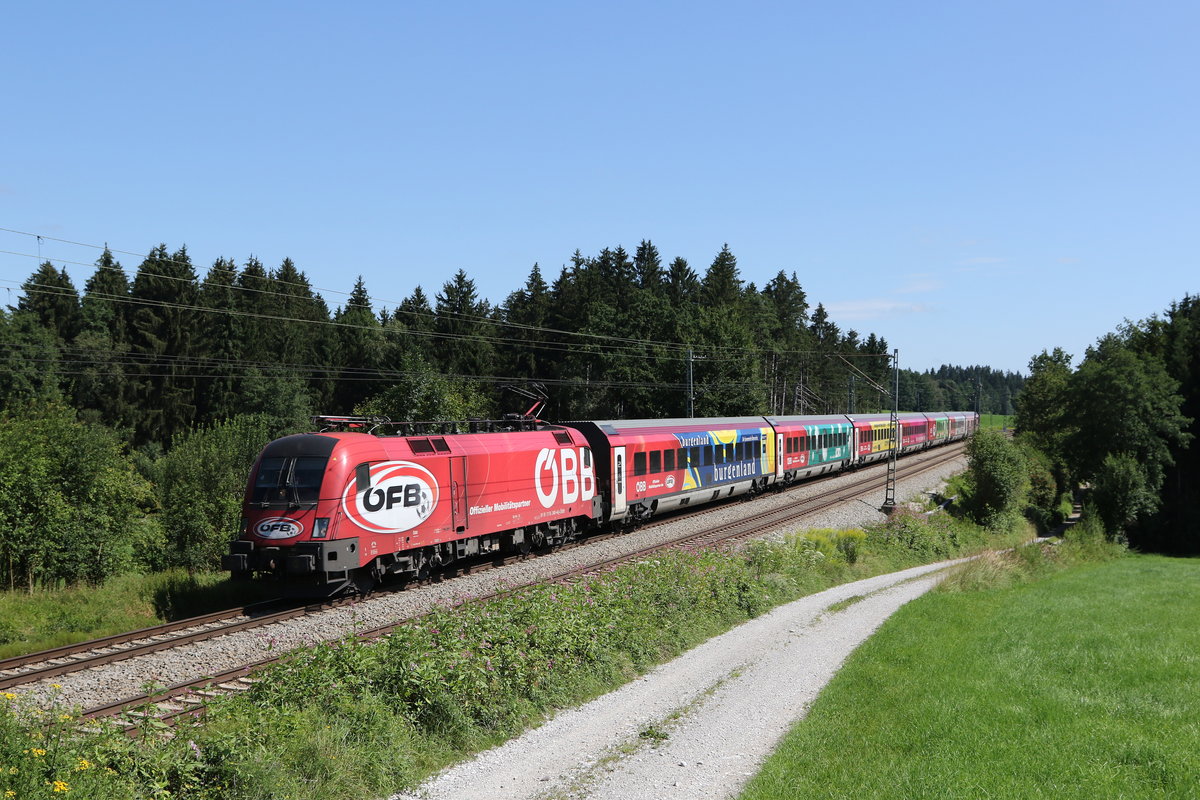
[0, 596, 358, 691]
[14, 444, 965, 734]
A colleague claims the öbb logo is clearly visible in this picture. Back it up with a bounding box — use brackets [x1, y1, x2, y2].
[342, 461, 439, 534]
[254, 517, 304, 539]
[535, 448, 595, 509]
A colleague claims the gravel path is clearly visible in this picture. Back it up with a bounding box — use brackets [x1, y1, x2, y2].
[393, 559, 962, 800]
[16, 447, 967, 716]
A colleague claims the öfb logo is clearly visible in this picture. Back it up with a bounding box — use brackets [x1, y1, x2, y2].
[255, 517, 304, 539]
[343, 461, 439, 533]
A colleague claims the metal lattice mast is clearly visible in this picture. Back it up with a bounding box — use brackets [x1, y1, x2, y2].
[882, 348, 899, 512]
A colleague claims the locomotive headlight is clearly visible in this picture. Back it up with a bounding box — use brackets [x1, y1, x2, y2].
[312, 518, 331, 539]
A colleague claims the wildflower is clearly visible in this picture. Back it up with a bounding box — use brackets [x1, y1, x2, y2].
[51, 780, 70, 793]
[50, 684, 62, 690]
[31, 749, 46, 758]
[188, 740, 202, 760]
[59, 714, 72, 721]
[4, 790, 14, 798]
[75, 759, 92, 771]
[2, 692, 15, 700]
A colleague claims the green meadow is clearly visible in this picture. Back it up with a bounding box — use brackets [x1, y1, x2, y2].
[740, 554, 1200, 800]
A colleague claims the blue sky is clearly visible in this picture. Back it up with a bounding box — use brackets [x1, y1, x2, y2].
[2, 1, 1196, 375]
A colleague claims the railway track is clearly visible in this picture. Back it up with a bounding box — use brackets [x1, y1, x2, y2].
[61, 441, 966, 734]
[0, 597, 370, 692]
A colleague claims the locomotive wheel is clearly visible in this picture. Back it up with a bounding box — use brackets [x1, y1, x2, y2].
[350, 570, 378, 595]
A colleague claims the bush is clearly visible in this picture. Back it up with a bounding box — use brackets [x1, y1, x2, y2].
[965, 430, 1029, 528]
[157, 415, 278, 572]
[0, 404, 153, 589]
[1091, 452, 1157, 538]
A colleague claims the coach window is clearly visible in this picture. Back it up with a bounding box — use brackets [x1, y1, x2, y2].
[703, 446, 714, 467]
[677, 448, 687, 468]
[734, 442, 744, 462]
[690, 446, 702, 468]
[785, 437, 793, 454]
[634, 452, 647, 476]
[714, 445, 725, 465]
[650, 450, 662, 474]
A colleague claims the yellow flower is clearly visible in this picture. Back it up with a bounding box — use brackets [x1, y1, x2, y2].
[2, 692, 15, 700]
[50, 684, 62, 690]
[75, 758, 92, 771]
[31, 749, 46, 758]
[59, 714, 72, 721]
[52, 780, 70, 793]
[5, 790, 15, 798]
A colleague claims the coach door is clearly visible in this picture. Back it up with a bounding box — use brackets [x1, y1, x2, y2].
[450, 457, 467, 533]
[611, 446, 627, 518]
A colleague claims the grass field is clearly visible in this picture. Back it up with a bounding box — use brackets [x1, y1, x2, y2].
[979, 413, 1014, 431]
[0, 570, 274, 659]
[739, 555, 1200, 799]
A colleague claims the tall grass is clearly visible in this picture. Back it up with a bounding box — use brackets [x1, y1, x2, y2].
[0, 571, 275, 659]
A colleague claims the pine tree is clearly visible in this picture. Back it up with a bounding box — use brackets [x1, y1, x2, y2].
[701, 244, 743, 308]
[665, 257, 700, 306]
[17, 261, 81, 342]
[196, 257, 242, 422]
[74, 249, 134, 430]
[331, 276, 383, 411]
[434, 269, 495, 380]
[127, 244, 200, 445]
[634, 240, 664, 292]
[502, 263, 551, 380]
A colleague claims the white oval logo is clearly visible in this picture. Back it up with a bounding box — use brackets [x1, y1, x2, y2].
[342, 461, 440, 534]
[254, 517, 304, 539]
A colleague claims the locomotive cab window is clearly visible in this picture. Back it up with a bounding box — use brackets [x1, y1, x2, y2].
[253, 456, 328, 506]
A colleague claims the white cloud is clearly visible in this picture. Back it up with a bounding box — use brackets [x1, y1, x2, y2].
[826, 298, 933, 321]
[895, 277, 943, 294]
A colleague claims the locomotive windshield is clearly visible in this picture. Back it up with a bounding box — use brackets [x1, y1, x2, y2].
[251, 456, 328, 507]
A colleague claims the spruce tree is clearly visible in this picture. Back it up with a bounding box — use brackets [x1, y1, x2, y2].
[127, 244, 200, 445]
[17, 261, 81, 342]
[74, 250, 134, 430]
[434, 269, 495, 380]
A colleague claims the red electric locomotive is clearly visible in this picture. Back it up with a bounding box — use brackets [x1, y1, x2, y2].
[222, 417, 600, 595]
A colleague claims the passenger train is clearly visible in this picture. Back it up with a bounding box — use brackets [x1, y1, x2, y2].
[223, 410, 978, 595]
